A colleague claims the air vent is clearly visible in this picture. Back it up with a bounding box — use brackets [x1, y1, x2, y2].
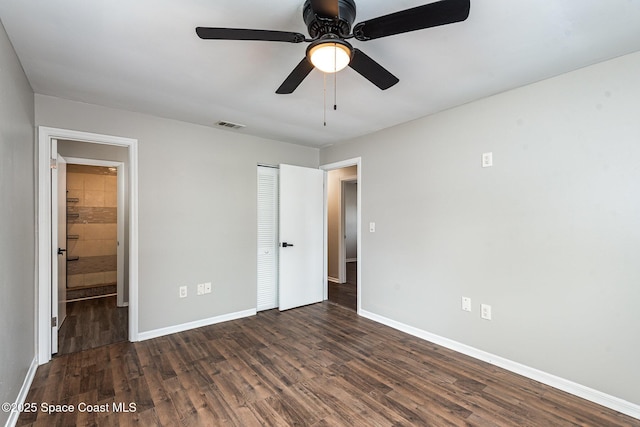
[215, 120, 246, 130]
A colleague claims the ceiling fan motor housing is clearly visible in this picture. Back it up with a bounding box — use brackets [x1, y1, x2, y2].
[303, 0, 357, 38]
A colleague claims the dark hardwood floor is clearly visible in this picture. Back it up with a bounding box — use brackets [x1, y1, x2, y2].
[57, 295, 128, 356]
[328, 261, 357, 311]
[18, 302, 637, 426]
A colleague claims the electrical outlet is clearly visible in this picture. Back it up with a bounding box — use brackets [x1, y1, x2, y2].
[461, 297, 472, 312]
[204, 282, 212, 294]
[179, 286, 187, 298]
[481, 304, 492, 320]
[197, 283, 205, 296]
[369, 222, 376, 233]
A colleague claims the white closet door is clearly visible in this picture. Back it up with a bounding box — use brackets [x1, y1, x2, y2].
[257, 166, 279, 311]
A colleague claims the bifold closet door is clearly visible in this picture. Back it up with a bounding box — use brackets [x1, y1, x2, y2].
[257, 166, 279, 311]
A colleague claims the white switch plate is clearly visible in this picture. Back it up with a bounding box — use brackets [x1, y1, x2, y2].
[369, 222, 376, 233]
[462, 297, 472, 312]
[179, 286, 187, 298]
[204, 282, 212, 294]
[482, 152, 493, 168]
[481, 303, 492, 320]
[197, 283, 205, 296]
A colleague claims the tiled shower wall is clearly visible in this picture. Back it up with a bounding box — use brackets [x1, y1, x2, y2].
[66, 165, 117, 289]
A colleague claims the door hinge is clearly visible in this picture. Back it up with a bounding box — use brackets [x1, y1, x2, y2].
[50, 158, 57, 169]
[51, 317, 57, 328]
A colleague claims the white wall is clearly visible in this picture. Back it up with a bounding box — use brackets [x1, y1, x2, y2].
[320, 51, 640, 406]
[0, 20, 35, 426]
[35, 94, 319, 333]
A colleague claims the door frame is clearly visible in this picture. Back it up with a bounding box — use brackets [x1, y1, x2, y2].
[339, 175, 357, 283]
[320, 158, 362, 313]
[63, 157, 127, 307]
[37, 126, 139, 364]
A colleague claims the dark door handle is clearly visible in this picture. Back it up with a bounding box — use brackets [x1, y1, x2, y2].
[58, 248, 67, 255]
[282, 242, 294, 248]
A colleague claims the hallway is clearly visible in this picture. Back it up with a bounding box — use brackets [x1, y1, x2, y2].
[328, 262, 357, 311]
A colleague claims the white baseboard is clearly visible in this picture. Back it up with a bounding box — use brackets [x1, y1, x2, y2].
[5, 357, 38, 427]
[360, 310, 640, 420]
[137, 308, 257, 341]
[328, 276, 341, 284]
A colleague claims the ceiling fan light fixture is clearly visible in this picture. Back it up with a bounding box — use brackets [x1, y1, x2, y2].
[307, 39, 352, 73]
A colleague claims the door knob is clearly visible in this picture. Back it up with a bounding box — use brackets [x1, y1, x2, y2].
[282, 242, 294, 248]
[58, 248, 67, 255]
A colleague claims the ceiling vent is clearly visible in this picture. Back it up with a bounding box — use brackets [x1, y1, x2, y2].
[215, 120, 246, 130]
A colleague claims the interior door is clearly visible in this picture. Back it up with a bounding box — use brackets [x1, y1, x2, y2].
[279, 164, 324, 311]
[51, 140, 67, 354]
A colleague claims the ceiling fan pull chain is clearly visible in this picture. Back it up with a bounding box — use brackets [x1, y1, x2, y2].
[323, 72, 327, 127]
[334, 45, 338, 111]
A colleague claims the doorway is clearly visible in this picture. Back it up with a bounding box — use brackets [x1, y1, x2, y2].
[321, 159, 361, 313]
[37, 127, 139, 364]
[57, 161, 128, 355]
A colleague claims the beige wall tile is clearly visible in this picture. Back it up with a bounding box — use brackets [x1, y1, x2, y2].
[102, 239, 118, 256]
[67, 274, 84, 288]
[105, 175, 117, 191]
[67, 240, 82, 257]
[104, 270, 117, 283]
[104, 191, 117, 207]
[85, 223, 117, 240]
[81, 239, 117, 257]
[66, 173, 84, 190]
[83, 174, 105, 191]
[84, 190, 105, 207]
[67, 223, 85, 239]
[84, 272, 106, 286]
[66, 189, 83, 206]
[80, 240, 101, 257]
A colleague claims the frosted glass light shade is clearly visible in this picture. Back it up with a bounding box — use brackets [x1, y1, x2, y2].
[308, 42, 351, 73]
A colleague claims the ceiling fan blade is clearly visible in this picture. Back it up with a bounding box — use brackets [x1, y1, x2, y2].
[309, 0, 340, 18]
[276, 57, 315, 94]
[348, 49, 399, 90]
[196, 27, 306, 43]
[353, 0, 470, 41]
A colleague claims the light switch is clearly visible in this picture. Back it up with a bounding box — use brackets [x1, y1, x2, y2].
[482, 152, 493, 168]
[369, 222, 376, 233]
[462, 297, 472, 312]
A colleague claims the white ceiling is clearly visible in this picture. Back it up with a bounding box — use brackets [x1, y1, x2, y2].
[1, 0, 640, 148]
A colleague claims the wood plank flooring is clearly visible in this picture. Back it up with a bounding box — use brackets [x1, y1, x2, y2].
[328, 262, 357, 311]
[18, 302, 638, 426]
[57, 295, 128, 356]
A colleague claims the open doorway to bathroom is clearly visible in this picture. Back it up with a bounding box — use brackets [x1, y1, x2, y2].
[55, 144, 129, 356]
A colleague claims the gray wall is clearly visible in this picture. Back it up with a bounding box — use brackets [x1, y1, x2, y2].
[0, 19, 35, 426]
[320, 51, 640, 405]
[35, 94, 319, 332]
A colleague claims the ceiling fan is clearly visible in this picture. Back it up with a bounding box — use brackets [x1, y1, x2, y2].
[196, 0, 470, 94]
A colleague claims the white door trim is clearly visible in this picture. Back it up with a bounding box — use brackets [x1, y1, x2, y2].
[320, 158, 362, 314]
[63, 157, 127, 307]
[37, 126, 139, 364]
